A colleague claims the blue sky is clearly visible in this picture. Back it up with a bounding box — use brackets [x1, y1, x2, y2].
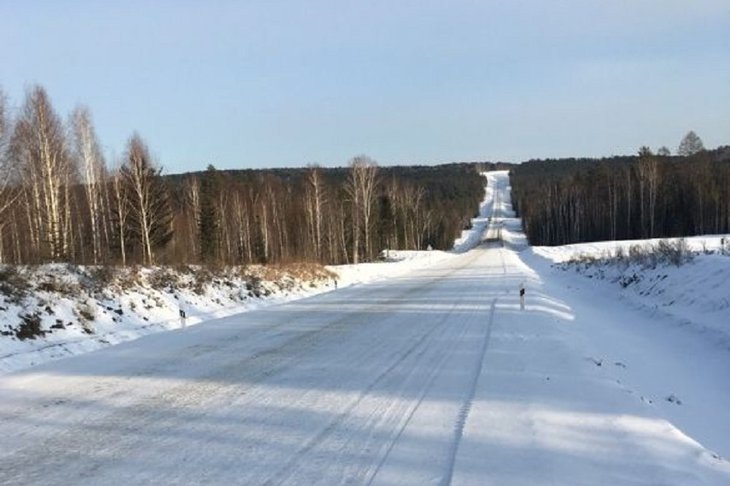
[1, 0, 728, 172]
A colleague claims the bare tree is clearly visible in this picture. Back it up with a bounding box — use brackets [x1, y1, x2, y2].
[385, 176, 401, 250]
[638, 151, 659, 237]
[0, 89, 18, 216]
[71, 106, 107, 264]
[678, 131, 704, 156]
[120, 134, 172, 265]
[657, 146, 671, 157]
[0, 89, 21, 262]
[10, 86, 74, 261]
[110, 165, 129, 265]
[345, 156, 378, 263]
[230, 189, 249, 263]
[304, 165, 326, 260]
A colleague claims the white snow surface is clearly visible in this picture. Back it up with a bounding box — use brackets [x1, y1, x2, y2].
[0, 170, 729, 485]
[0, 265, 341, 374]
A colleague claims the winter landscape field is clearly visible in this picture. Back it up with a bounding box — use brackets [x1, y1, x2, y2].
[1, 171, 728, 485]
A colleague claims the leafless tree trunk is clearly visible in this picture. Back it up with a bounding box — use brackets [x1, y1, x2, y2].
[625, 165, 633, 239]
[0, 90, 21, 262]
[345, 156, 378, 263]
[304, 165, 327, 261]
[385, 177, 400, 250]
[638, 149, 658, 238]
[111, 167, 128, 265]
[231, 191, 247, 263]
[11, 86, 74, 261]
[183, 176, 201, 261]
[71, 106, 106, 264]
[345, 172, 360, 264]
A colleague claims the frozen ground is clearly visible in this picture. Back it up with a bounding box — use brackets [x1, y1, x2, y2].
[0, 171, 728, 484]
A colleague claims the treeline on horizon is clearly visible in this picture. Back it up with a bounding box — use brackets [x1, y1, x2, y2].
[166, 162, 497, 266]
[510, 139, 730, 246]
[0, 84, 495, 267]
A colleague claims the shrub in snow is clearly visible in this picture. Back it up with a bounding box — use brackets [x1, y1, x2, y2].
[656, 239, 692, 266]
[16, 312, 45, 340]
[148, 267, 180, 291]
[86, 266, 119, 291]
[0, 267, 30, 303]
[561, 239, 696, 289]
[193, 271, 212, 295]
[36, 274, 78, 296]
[116, 267, 143, 291]
[75, 300, 97, 322]
[74, 300, 98, 335]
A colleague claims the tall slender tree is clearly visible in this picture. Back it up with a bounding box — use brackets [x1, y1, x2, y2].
[71, 106, 107, 264]
[0, 89, 20, 262]
[10, 86, 74, 261]
[304, 165, 326, 260]
[199, 164, 220, 263]
[120, 134, 173, 264]
[345, 156, 378, 263]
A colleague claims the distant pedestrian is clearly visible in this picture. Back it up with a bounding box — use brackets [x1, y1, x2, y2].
[519, 283, 525, 311]
[334, 278, 338, 290]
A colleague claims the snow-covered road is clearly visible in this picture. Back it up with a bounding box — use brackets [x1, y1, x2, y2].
[0, 172, 728, 485]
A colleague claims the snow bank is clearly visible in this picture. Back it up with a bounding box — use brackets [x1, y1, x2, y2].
[531, 234, 729, 264]
[527, 234, 730, 356]
[0, 264, 336, 374]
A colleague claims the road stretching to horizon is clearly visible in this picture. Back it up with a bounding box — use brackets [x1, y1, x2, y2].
[0, 172, 727, 485]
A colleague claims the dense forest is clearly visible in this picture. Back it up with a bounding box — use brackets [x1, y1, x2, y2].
[510, 142, 730, 246]
[0, 85, 495, 266]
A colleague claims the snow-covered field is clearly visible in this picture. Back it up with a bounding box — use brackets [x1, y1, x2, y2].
[0, 171, 728, 485]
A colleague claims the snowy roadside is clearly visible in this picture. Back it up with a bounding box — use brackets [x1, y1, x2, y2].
[0, 255, 460, 376]
[522, 235, 730, 458]
[527, 235, 730, 345]
[0, 264, 339, 374]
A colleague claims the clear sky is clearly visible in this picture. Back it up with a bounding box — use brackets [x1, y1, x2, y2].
[1, 1, 728, 173]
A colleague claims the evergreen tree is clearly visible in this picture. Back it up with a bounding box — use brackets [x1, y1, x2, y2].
[199, 164, 220, 263]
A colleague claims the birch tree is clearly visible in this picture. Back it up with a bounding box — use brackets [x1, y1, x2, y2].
[120, 134, 173, 265]
[182, 176, 201, 261]
[0, 89, 20, 262]
[110, 165, 129, 265]
[11, 86, 73, 261]
[345, 156, 378, 263]
[0, 89, 18, 218]
[304, 165, 326, 260]
[71, 106, 107, 264]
